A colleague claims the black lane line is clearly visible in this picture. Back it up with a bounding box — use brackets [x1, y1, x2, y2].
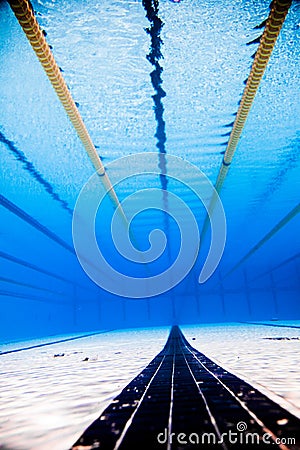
[72, 352, 167, 449]
[180, 330, 300, 448]
[241, 321, 300, 330]
[0, 329, 115, 356]
[71, 326, 300, 449]
[0, 196, 112, 283]
[166, 331, 222, 449]
[115, 332, 221, 450]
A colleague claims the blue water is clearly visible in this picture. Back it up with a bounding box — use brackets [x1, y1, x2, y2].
[0, 0, 299, 342]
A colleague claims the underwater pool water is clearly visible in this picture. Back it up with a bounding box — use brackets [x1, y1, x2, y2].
[0, 0, 299, 339]
[0, 3, 300, 447]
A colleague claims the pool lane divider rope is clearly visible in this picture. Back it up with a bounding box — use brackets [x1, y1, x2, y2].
[0, 194, 75, 254]
[251, 251, 300, 282]
[8, 0, 127, 225]
[0, 289, 67, 306]
[224, 202, 300, 278]
[8, 0, 149, 277]
[0, 194, 116, 283]
[0, 250, 98, 296]
[0, 129, 73, 215]
[201, 0, 292, 240]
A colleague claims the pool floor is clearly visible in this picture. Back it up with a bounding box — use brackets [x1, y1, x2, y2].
[0, 322, 300, 449]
